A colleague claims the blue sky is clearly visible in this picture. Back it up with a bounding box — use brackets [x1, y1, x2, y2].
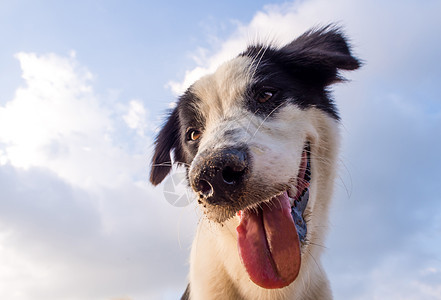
[1, 0, 441, 299]
[0, 0, 269, 114]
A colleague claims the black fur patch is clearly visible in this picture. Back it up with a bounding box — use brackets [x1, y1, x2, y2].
[177, 90, 206, 160]
[150, 90, 204, 185]
[181, 283, 190, 300]
[150, 108, 184, 185]
[241, 26, 360, 120]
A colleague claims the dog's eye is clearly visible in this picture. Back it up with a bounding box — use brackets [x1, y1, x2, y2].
[187, 129, 201, 141]
[255, 88, 277, 103]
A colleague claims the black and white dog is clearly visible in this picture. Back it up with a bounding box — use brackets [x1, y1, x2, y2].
[150, 26, 360, 300]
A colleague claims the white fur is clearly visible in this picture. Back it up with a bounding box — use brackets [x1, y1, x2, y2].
[185, 57, 340, 299]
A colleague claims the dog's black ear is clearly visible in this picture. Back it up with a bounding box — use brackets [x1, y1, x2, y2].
[150, 108, 184, 186]
[280, 25, 361, 86]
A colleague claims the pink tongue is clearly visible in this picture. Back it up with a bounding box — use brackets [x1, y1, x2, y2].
[236, 192, 301, 289]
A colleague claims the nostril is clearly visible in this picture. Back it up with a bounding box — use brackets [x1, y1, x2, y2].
[192, 146, 249, 203]
[198, 179, 213, 197]
[222, 166, 245, 184]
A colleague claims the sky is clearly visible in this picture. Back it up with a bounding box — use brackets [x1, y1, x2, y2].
[0, 0, 440, 299]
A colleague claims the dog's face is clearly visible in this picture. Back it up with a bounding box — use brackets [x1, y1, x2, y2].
[151, 27, 359, 290]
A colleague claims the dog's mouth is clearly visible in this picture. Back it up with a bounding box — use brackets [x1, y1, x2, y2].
[236, 143, 311, 289]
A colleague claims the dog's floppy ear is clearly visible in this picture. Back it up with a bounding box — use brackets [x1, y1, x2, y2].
[280, 25, 361, 85]
[150, 108, 184, 186]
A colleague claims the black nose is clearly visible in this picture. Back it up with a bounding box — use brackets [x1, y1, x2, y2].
[191, 147, 249, 205]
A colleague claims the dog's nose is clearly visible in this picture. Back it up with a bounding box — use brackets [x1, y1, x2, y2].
[191, 147, 249, 205]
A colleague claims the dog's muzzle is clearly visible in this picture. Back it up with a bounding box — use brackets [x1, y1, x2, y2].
[189, 146, 250, 205]
[189, 143, 312, 289]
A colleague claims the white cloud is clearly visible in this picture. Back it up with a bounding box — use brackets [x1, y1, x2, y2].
[0, 52, 146, 189]
[123, 100, 149, 136]
[0, 52, 198, 299]
[348, 254, 441, 300]
[0, 164, 197, 300]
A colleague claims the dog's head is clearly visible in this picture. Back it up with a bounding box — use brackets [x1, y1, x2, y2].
[151, 26, 359, 289]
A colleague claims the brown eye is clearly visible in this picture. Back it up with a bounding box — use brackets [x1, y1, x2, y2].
[187, 129, 201, 141]
[255, 88, 276, 103]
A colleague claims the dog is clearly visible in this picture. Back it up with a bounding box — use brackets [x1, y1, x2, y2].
[150, 25, 360, 300]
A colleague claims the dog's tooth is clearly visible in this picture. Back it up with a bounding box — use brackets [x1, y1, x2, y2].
[288, 187, 296, 199]
[288, 187, 296, 206]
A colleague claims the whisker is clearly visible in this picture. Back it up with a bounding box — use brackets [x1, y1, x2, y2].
[151, 162, 192, 168]
[306, 249, 326, 278]
[308, 241, 328, 250]
[250, 44, 269, 80]
[338, 158, 353, 199]
[247, 102, 285, 142]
